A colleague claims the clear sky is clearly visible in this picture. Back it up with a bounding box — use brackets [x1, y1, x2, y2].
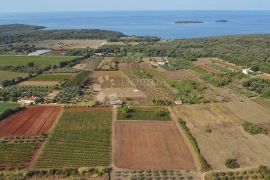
[1, 0, 270, 12]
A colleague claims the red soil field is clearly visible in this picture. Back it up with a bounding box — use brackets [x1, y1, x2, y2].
[114, 121, 196, 170]
[65, 107, 111, 112]
[198, 64, 220, 74]
[0, 106, 61, 137]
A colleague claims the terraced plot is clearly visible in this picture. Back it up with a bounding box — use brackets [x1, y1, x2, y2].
[36, 108, 112, 168]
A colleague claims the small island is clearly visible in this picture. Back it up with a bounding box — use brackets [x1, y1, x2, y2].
[216, 20, 229, 23]
[175, 20, 204, 24]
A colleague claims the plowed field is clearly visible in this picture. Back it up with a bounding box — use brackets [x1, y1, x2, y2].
[114, 121, 196, 170]
[0, 106, 61, 137]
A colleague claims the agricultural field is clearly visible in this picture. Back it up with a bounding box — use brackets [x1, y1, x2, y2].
[0, 71, 27, 84]
[0, 55, 75, 67]
[36, 108, 112, 168]
[29, 73, 75, 82]
[0, 143, 38, 170]
[114, 121, 196, 170]
[17, 81, 60, 87]
[117, 106, 171, 121]
[172, 98, 270, 169]
[0, 106, 61, 137]
[0, 102, 19, 113]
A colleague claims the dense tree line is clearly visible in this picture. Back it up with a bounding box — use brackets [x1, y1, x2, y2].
[0, 24, 125, 44]
[97, 35, 270, 73]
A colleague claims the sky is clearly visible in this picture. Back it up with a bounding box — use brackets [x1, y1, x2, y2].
[1, 0, 270, 12]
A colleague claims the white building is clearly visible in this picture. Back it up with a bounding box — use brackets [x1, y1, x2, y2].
[28, 50, 52, 56]
[18, 96, 41, 105]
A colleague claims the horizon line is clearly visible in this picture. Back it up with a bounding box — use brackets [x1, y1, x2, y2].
[1, 9, 270, 13]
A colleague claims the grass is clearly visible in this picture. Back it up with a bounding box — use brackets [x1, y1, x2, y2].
[0, 143, 36, 165]
[0, 102, 19, 113]
[0, 71, 27, 83]
[29, 74, 74, 82]
[0, 56, 76, 67]
[36, 110, 112, 168]
[169, 80, 205, 104]
[117, 106, 171, 121]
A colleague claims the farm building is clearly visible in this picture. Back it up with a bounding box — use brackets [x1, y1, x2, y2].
[18, 96, 41, 105]
[28, 50, 52, 56]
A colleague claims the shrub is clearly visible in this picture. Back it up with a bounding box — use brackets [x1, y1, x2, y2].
[225, 159, 240, 169]
[243, 121, 268, 135]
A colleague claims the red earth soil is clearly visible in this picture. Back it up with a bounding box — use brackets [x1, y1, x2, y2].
[65, 107, 111, 112]
[114, 121, 196, 170]
[0, 106, 61, 137]
[198, 64, 220, 74]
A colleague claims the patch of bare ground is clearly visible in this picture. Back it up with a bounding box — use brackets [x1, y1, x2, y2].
[193, 126, 270, 169]
[172, 97, 270, 169]
[114, 121, 196, 170]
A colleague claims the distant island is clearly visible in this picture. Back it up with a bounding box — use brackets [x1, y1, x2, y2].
[174, 20, 204, 24]
[216, 20, 229, 23]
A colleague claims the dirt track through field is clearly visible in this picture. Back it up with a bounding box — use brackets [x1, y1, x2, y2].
[114, 121, 196, 170]
[0, 106, 61, 137]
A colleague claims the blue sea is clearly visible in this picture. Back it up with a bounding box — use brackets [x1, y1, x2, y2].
[0, 11, 270, 39]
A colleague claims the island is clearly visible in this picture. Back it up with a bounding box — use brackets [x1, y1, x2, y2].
[216, 20, 229, 23]
[174, 20, 204, 24]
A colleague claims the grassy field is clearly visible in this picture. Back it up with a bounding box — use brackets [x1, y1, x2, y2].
[36, 109, 112, 168]
[0, 56, 76, 67]
[0, 102, 19, 113]
[29, 74, 74, 81]
[117, 106, 171, 121]
[0, 143, 36, 166]
[0, 71, 27, 83]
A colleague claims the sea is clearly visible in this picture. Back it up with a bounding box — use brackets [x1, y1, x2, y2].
[0, 11, 270, 39]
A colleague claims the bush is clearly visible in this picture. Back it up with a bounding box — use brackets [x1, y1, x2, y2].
[243, 121, 268, 135]
[225, 159, 240, 169]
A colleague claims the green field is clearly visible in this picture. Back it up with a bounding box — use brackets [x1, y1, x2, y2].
[0, 143, 36, 166]
[0, 102, 19, 113]
[36, 110, 112, 168]
[0, 56, 76, 67]
[117, 106, 172, 121]
[0, 71, 27, 83]
[29, 74, 74, 82]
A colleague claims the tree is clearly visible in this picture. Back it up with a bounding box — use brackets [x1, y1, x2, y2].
[225, 159, 240, 169]
[250, 65, 260, 72]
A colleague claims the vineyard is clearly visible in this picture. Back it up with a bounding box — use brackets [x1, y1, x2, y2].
[36, 109, 112, 168]
[0, 143, 37, 170]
